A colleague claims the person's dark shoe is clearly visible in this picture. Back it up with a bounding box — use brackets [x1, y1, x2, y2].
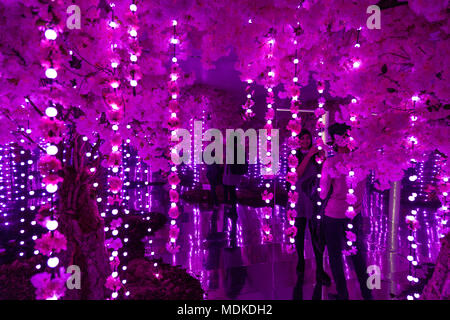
[292, 280, 303, 300]
[312, 283, 323, 300]
[316, 270, 332, 287]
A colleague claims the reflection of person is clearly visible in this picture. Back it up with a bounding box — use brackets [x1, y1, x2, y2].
[223, 137, 246, 214]
[319, 123, 372, 300]
[206, 151, 222, 208]
[292, 129, 331, 300]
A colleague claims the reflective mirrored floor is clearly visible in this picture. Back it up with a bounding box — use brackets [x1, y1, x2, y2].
[148, 185, 442, 300]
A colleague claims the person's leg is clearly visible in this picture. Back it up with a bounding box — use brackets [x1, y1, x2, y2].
[349, 214, 373, 300]
[293, 217, 307, 300]
[223, 185, 230, 204]
[230, 186, 237, 205]
[295, 218, 307, 274]
[324, 216, 349, 300]
[308, 217, 331, 288]
[211, 183, 218, 206]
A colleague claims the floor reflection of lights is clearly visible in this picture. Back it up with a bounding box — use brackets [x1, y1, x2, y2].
[149, 187, 442, 300]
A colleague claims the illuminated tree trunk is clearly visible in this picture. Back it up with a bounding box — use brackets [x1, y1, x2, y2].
[58, 134, 110, 300]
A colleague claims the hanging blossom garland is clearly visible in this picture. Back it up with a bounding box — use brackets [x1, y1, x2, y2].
[102, 2, 130, 300]
[31, 23, 69, 300]
[260, 35, 277, 243]
[284, 33, 302, 254]
[166, 18, 182, 255]
[125, 1, 142, 96]
[335, 133, 360, 257]
[242, 79, 255, 120]
[405, 208, 421, 300]
[311, 82, 328, 225]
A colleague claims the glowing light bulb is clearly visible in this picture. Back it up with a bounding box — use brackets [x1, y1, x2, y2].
[130, 4, 137, 11]
[130, 79, 137, 87]
[130, 54, 137, 62]
[411, 96, 420, 102]
[45, 68, 57, 79]
[111, 62, 119, 68]
[293, 58, 299, 64]
[47, 257, 59, 268]
[46, 145, 58, 155]
[111, 81, 120, 89]
[352, 60, 361, 69]
[129, 29, 137, 37]
[45, 107, 58, 118]
[46, 220, 58, 231]
[46, 184, 58, 193]
[45, 29, 57, 40]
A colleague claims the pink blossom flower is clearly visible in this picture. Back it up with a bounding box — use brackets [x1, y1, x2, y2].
[287, 136, 300, 150]
[168, 206, 180, 219]
[288, 154, 298, 168]
[287, 209, 297, 221]
[286, 172, 298, 185]
[105, 238, 123, 251]
[108, 176, 123, 192]
[169, 189, 179, 202]
[285, 226, 297, 237]
[345, 231, 357, 242]
[42, 174, 63, 186]
[110, 218, 122, 230]
[35, 231, 67, 256]
[287, 119, 302, 134]
[31, 268, 69, 300]
[38, 155, 62, 176]
[345, 208, 357, 219]
[105, 275, 122, 291]
[166, 242, 180, 254]
[265, 108, 275, 120]
[169, 225, 180, 239]
[107, 152, 122, 168]
[346, 193, 357, 205]
[261, 190, 273, 201]
[262, 206, 273, 218]
[288, 191, 299, 203]
[39, 117, 65, 144]
[343, 246, 358, 256]
[168, 172, 180, 186]
[405, 216, 420, 231]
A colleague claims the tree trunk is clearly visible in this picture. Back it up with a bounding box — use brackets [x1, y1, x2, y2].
[57, 135, 109, 300]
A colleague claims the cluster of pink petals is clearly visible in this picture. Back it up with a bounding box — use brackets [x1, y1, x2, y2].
[34, 231, 67, 256]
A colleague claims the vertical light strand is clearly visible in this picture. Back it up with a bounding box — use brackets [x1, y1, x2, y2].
[30, 21, 67, 300]
[166, 19, 181, 257]
[285, 29, 302, 254]
[104, 2, 124, 300]
[260, 35, 276, 243]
